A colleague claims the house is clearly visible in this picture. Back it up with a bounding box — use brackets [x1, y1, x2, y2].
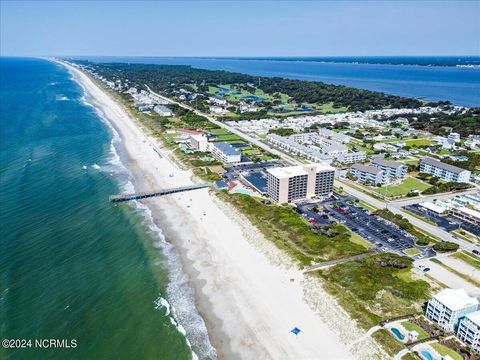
[457, 311, 480, 351]
[425, 288, 479, 332]
[419, 157, 471, 183]
[349, 164, 386, 185]
[210, 142, 241, 163]
[209, 106, 225, 115]
[371, 158, 408, 179]
[153, 105, 173, 117]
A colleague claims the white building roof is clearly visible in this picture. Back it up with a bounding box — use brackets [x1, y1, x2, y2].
[433, 288, 479, 311]
[465, 311, 480, 326]
[267, 163, 334, 179]
[419, 201, 446, 214]
[455, 206, 480, 220]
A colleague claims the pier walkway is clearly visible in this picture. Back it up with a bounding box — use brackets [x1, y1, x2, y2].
[109, 183, 210, 203]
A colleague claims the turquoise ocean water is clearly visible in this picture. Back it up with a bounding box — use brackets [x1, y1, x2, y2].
[0, 58, 214, 360]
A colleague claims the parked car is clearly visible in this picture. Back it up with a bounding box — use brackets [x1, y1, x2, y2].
[473, 249, 480, 256]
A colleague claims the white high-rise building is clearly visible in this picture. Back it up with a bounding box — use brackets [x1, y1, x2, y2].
[266, 163, 334, 204]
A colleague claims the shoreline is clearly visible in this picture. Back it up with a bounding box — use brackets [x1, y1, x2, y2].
[58, 59, 384, 359]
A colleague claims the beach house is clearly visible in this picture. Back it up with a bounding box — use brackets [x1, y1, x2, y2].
[425, 288, 479, 332]
[457, 311, 480, 351]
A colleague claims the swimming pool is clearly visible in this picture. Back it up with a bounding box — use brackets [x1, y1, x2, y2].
[390, 327, 405, 341]
[235, 188, 252, 195]
[420, 350, 434, 360]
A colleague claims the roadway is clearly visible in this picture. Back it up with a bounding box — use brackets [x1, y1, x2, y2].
[145, 86, 480, 254]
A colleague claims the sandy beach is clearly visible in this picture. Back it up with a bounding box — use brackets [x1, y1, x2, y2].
[59, 60, 385, 360]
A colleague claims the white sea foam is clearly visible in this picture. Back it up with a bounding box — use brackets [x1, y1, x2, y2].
[56, 95, 69, 101]
[91, 164, 101, 170]
[72, 75, 215, 360]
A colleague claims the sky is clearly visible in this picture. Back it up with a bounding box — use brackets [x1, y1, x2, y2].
[1, 1, 479, 57]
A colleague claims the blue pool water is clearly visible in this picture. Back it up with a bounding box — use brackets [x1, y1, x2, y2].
[420, 350, 434, 360]
[235, 188, 252, 195]
[391, 327, 405, 340]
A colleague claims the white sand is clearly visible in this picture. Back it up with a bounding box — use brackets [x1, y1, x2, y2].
[59, 60, 385, 360]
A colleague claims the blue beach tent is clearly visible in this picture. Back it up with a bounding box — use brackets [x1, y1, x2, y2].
[290, 327, 301, 336]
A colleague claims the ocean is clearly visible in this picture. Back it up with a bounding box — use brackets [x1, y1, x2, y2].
[0, 58, 214, 360]
[78, 56, 480, 107]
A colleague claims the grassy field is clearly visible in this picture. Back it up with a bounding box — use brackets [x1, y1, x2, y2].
[319, 253, 429, 329]
[208, 128, 231, 135]
[403, 248, 421, 256]
[372, 329, 406, 356]
[431, 343, 463, 360]
[370, 177, 432, 197]
[314, 102, 348, 114]
[349, 232, 373, 249]
[212, 134, 244, 142]
[404, 139, 434, 147]
[401, 321, 429, 340]
[216, 192, 368, 265]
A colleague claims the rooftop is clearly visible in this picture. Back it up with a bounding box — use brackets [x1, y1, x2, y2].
[465, 310, 480, 326]
[213, 142, 241, 156]
[371, 158, 405, 169]
[350, 163, 383, 175]
[267, 163, 334, 179]
[453, 206, 480, 220]
[433, 288, 479, 311]
[421, 157, 468, 174]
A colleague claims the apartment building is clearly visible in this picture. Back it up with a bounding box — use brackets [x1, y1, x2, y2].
[419, 157, 471, 183]
[266, 163, 335, 204]
[337, 151, 367, 164]
[457, 311, 480, 351]
[210, 142, 241, 163]
[349, 163, 386, 185]
[425, 288, 479, 332]
[371, 158, 408, 178]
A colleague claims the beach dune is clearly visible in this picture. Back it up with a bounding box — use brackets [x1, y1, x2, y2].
[61, 60, 383, 360]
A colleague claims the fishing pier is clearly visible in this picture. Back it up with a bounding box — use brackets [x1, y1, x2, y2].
[109, 183, 210, 203]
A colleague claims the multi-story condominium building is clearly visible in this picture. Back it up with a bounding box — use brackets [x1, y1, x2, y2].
[371, 158, 408, 179]
[189, 134, 208, 152]
[266, 163, 335, 204]
[349, 163, 386, 185]
[419, 157, 471, 183]
[457, 311, 480, 351]
[425, 288, 479, 332]
[210, 142, 241, 163]
[337, 151, 367, 164]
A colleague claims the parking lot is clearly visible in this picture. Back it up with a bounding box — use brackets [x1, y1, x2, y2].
[298, 195, 435, 259]
[404, 204, 480, 237]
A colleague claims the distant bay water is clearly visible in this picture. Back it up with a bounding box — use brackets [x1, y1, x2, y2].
[78, 56, 480, 107]
[0, 58, 212, 360]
